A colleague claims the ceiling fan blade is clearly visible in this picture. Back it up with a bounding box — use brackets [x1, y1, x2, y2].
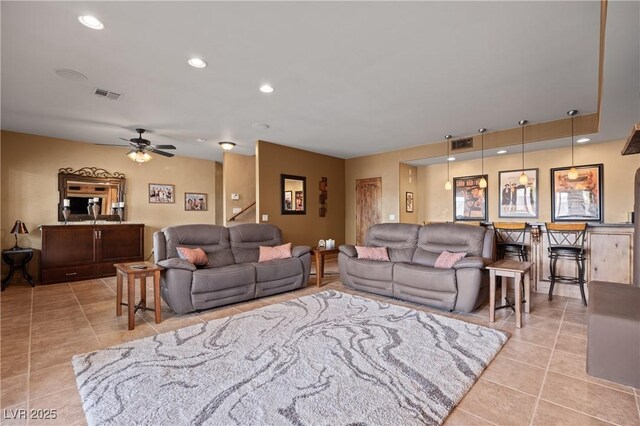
[119, 137, 131, 142]
[95, 143, 128, 147]
[151, 149, 175, 158]
[151, 144, 176, 150]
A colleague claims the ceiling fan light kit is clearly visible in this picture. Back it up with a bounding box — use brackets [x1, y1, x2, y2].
[119, 128, 176, 163]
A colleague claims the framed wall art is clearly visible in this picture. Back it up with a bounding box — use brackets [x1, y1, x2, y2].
[551, 164, 603, 222]
[406, 192, 414, 213]
[453, 175, 488, 221]
[185, 192, 207, 211]
[498, 168, 538, 218]
[148, 183, 175, 204]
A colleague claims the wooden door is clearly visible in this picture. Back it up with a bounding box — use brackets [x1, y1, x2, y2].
[97, 224, 144, 276]
[356, 177, 382, 245]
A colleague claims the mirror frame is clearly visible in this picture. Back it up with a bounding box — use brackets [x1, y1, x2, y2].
[58, 167, 126, 222]
[281, 174, 306, 215]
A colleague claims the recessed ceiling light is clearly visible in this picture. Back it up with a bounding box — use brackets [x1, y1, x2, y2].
[196, 138, 207, 143]
[188, 58, 207, 68]
[577, 137, 590, 143]
[54, 68, 88, 82]
[447, 157, 456, 161]
[78, 15, 104, 30]
[219, 141, 236, 151]
[259, 84, 274, 93]
[251, 123, 270, 130]
[497, 150, 508, 154]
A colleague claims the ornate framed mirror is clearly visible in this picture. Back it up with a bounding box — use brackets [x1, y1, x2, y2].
[281, 174, 306, 215]
[58, 167, 126, 222]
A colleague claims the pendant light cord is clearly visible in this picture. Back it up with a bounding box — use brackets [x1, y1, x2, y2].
[481, 133, 484, 174]
[571, 115, 575, 166]
[521, 124, 525, 170]
[446, 138, 450, 180]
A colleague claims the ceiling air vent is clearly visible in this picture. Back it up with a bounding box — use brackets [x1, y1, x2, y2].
[92, 87, 122, 101]
[451, 137, 473, 151]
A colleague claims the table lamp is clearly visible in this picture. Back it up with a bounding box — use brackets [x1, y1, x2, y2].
[10, 220, 28, 250]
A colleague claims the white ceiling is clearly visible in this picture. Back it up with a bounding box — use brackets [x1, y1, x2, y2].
[1, 1, 638, 162]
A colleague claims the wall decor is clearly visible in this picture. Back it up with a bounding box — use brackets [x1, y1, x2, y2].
[406, 192, 414, 213]
[551, 164, 603, 222]
[281, 174, 306, 215]
[185, 193, 207, 211]
[453, 175, 488, 221]
[319, 177, 328, 217]
[58, 167, 125, 222]
[149, 183, 175, 204]
[498, 168, 538, 218]
[295, 191, 304, 211]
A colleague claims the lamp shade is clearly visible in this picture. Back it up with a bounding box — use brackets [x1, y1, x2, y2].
[10, 220, 28, 235]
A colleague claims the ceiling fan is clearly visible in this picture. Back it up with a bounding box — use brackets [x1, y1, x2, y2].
[117, 128, 176, 162]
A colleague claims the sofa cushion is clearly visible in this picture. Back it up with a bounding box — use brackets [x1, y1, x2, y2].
[191, 263, 255, 294]
[393, 263, 457, 294]
[355, 246, 390, 261]
[162, 224, 235, 268]
[417, 223, 487, 257]
[229, 224, 282, 264]
[411, 248, 440, 267]
[252, 257, 302, 282]
[258, 243, 292, 262]
[346, 258, 393, 281]
[176, 247, 209, 266]
[365, 223, 420, 247]
[434, 251, 467, 269]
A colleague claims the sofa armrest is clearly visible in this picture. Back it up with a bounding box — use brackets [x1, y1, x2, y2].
[157, 258, 197, 272]
[453, 256, 492, 269]
[339, 245, 357, 258]
[292, 245, 311, 257]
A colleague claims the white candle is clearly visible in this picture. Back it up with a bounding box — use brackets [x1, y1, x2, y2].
[118, 202, 125, 208]
[111, 203, 117, 209]
[63, 199, 70, 207]
[93, 197, 100, 203]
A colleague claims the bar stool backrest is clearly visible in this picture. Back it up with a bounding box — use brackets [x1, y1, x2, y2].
[493, 222, 528, 247]
[545, 222, 588, 252]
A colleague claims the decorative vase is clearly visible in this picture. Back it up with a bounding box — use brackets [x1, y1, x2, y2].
[117, 207, 124, 224]
[87, 202, 93, 216]
[92, 203, 100, 224]
[62, 207, 71, 225]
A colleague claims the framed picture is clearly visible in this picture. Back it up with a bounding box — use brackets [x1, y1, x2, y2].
[295, 190, 304, 211]
[148, 183, 175, 204]
[406, 192, 414, 213]
[498, 169, 538, 218]
[551, 164, 603, 222]
[453, 175, 488, 221]
[284, 191, 293, 210]
[185, 192, 207, 211]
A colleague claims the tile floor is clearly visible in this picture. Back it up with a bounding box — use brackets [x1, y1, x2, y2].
[1, 261, 639, 425]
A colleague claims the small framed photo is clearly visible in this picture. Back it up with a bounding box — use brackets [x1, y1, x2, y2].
[185, 192, 208, 211]
[498, 169, 538, 218]
[295, 191, 304, 211]
[284, 191, 293, 210]
[149, 183, 175, 204]
[406, 192, 414, 213]
[551, 164, 603, 222]
[453, 175, 488, 221]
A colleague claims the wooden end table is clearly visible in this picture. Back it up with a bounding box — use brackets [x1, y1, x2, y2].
[486, 259, 532, 328]
[2, 248, 35, 291]
[310, 247, 340, 287]
[114, 261, 163, 330]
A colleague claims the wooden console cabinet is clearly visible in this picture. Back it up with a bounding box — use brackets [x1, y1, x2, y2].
[40, 224, 144, 284]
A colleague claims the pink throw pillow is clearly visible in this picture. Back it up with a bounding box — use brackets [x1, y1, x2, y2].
[176, 247, 209, 266]
[355, 246, 390, 262]
[434, 251, 466, 269]
[258, 243, 292, 262]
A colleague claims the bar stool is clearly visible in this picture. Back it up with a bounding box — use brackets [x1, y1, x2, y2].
[494, 222, 529, 261]
[546, 222, 588, 306]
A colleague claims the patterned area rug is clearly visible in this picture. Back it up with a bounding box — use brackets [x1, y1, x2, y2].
[73, 291, 508, 425]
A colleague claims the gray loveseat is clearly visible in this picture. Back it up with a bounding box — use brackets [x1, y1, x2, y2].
[154, 223, 311, 314]
[339, 223, 494, 312]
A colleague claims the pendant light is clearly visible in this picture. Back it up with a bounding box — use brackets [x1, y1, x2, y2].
[518, 120, 529, 185]
[567, 110, 579, 179]
[444, 134, 452, 190]
[478, 128, 487, 188]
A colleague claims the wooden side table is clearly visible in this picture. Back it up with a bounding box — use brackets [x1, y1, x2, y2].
[486, 259, 532, 328]
[114, 261, 163, 330]
[2, 248, 35, 290]
[310, 247, 340, 287]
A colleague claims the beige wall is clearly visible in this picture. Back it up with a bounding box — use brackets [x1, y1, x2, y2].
[256, 140, 345, 247]
[0, 131, 219, 263]
[214, 161, 224, 225]
[399, 163, 418, 223]
[418, 139, 635, 224]
[223, 152, 256, 224]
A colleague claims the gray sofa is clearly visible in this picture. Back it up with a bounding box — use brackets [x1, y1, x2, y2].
[153, 223, 311, 314]
[339, 222, 494, 312]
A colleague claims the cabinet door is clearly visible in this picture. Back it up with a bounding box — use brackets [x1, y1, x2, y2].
[41, 226, 97, 267]
[589, 232, 632, 284]
[97, 225, 144, 276]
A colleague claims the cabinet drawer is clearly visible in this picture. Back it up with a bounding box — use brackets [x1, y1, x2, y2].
[41, 264, 95, 284]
